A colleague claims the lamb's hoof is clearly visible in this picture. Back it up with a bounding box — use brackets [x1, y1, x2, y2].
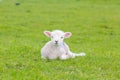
[41, 56, 47, 59]
[80, 52, 86, 56]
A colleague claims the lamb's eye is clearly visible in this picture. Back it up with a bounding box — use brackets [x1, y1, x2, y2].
[61, 36, 64, 39]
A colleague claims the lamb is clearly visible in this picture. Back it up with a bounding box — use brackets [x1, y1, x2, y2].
[41, 30, 86, 60]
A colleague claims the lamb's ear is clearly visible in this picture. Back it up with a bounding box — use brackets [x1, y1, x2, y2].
[44, 31, 51, 37]
[64, 32, 72, 38]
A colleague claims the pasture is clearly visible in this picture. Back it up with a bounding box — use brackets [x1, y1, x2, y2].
[0, 0, 120, 80]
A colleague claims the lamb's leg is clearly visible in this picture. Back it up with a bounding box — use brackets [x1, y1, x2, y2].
[41, 56, 47, 59]
[68, 51, 86, 57]
[59, 54, 71, 60]
[63, 43, 86, 58]
[73, 52, 86, 56]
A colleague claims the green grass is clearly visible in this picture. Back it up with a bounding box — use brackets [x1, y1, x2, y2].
[0, 0, 120, 80]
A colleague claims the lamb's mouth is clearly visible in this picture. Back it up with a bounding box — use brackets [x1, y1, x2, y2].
[51, 42, 59, 46]
[55, 43, 58, 45]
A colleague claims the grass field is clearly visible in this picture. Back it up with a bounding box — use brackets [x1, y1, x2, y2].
[0, 0, 120, 80]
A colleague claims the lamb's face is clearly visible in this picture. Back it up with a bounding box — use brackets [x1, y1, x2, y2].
[50, 31, 64, 45]
[44, 30, 72, 46]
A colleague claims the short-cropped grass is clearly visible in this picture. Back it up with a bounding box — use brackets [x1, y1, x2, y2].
[0, 0, 120, 80]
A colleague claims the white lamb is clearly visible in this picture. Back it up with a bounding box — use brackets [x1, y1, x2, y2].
[41, 30, 86, 60]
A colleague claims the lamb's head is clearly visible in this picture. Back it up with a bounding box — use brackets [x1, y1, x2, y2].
[44, 30, 71, 46]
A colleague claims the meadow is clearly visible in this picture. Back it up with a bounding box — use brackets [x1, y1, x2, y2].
[0, 0, 120, 80]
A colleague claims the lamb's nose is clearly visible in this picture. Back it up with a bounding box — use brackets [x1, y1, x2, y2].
[55, 40, 58, 43]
